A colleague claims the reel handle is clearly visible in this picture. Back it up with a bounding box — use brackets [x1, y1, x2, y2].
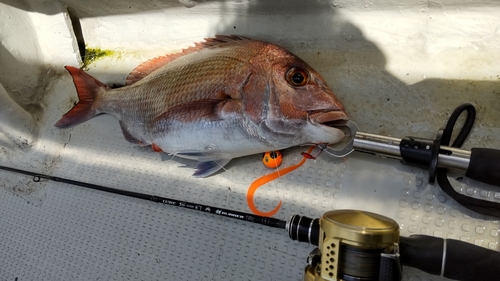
[399, 235, 500, 280]
[466, 148, 500, 187]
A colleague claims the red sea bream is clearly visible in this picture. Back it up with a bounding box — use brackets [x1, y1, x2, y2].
[56, 35, 348, 177]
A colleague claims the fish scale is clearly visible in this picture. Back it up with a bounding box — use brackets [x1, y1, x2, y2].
[56, 35, 348, 177]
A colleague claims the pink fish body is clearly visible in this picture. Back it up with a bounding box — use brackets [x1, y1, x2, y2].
[56, 35, 348, 177]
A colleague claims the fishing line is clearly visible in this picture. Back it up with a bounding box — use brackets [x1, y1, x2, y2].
[211, 158, 229, 173]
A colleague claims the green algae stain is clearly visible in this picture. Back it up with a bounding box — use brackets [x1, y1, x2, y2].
[82, 47, 118, 70]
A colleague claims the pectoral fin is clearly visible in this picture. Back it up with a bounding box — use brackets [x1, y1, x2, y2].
[193, 159, 231, 178]
[153, 99, 225, 126]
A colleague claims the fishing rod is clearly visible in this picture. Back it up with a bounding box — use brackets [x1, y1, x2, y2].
[322, 103, 500, 217]
[0, 165, 284, 229]
[1, 165, 499, 280]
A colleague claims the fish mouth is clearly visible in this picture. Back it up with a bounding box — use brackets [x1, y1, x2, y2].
[308, 110, 348, 125]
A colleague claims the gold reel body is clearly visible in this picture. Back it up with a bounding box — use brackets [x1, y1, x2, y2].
[305, 210, 401, 281]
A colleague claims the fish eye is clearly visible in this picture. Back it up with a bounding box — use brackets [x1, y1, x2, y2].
[286, 67, 309, 87]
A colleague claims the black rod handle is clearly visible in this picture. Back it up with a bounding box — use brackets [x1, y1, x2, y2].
[399, 235, 500, 280]
[465, 148, 500, 187]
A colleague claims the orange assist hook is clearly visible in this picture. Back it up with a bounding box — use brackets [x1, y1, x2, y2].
[246, 146, 316, 217]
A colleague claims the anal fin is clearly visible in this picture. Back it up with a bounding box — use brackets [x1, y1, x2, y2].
[193, 159, 231, 178]
[119, 121, 144, 145]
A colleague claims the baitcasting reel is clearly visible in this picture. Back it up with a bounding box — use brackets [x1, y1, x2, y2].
[290, 210, 401, 281]
[287, 209, 499, 281]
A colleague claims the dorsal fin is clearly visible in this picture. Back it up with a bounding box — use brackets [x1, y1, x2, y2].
[125, 35, 250, 85]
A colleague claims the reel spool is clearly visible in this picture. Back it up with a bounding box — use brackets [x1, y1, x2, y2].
[304, 210, 402, 281]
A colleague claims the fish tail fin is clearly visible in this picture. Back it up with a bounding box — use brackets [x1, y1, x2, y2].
[55, 66, 110, 128]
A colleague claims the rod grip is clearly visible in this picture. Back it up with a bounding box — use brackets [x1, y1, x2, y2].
[465, 148, 500, 187]
[399, 235, 500, 280]
[399, 235, 443, 275]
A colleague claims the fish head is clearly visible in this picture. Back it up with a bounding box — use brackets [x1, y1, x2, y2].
[248, 43, 348, 145]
